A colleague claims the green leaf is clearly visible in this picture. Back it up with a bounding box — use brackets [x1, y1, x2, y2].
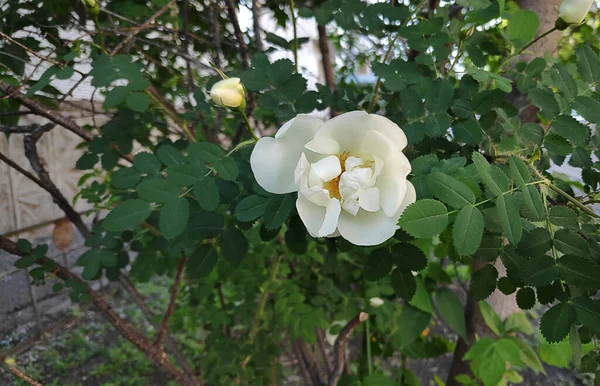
[104, 199, 152, 232]
[508, 156, 531, 186]
[425, 79, 454, 113]
[550, 115, 590, 146]
[496, 195, 522, 245]
[428, 172, 475, 208]
[558, 255, 600, 290]
[540, 303, 576, 343]
[519, 123, 544, 145]
[137, 179, 180, 203]
[516, 287, 536, 310]
[362, 374, 395, 386]
[573, 96, 600, 126]
[159, 197, 190, 239]
[398, 199, 448, 238]
[188, 213, 224, 239]
[549, 206, 578, 229]
[104, 86, 129, 108]
[392, 305, 431, 349]
[126, 92, 150, 112]
[214, 157, 239, 181]
[498, 276, 517, 295]
[521, 255, 557, 287]
[186, 244, 218, 278]
[521, 185, 546, 221]
[112, 168, 142, 189]
[436, 288, 467, 339]
[98, 250, 118, 267]
[455, 0, 491, 9]
[390, 243, 427, 272]
[82, 258, 100, 280]
[471, 264, 498, 301]
[472, 152, 502, 195]
[510, 337, 545, 374]
[193, 177, 220, 211]
[76, 153, 98, 170]
[529, 88, 559, 118]
[474, 235, 503, 262]
[479, 301, 503, 336]
[576, 45, 600, 85]
[156, 145, 186, 167]
[17, 239, 32, 253]
[526, 58, 547, 77]
[410, 277, 434, 315]
[453, 205, 484, 256]
[411, 154, 438, 176]
[554, 229, 589, 257]
[365, 248, 393, 281]
[167, 164, 206, 186]
[263, 194, 294, 230]
[572, 296, 600, 332]
[518, 228, 552, 257]
[234, 195, 269, 222]
[219, 227, 248, 263]
[506, 10, 539, 48]
[133, 152, 162, 175]
[452, 119, 483, 144]
[391, 269, 417, 302]
[504, 312, 534, 335]
[187, 142, 222, 165]
[550, 64, 577, 101]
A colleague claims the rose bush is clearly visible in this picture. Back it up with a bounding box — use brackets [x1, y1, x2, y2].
[250, 111, 415, 246]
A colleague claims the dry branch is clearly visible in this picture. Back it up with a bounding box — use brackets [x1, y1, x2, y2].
[329, 312, 368, 386]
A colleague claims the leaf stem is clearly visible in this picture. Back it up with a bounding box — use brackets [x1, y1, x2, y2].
[366, 316, 373, 375]
[240, 110, 259, 141]
[518, 26, 558, 56]
[546, 182, 600, 219]
[249, 255, 281, 343]
[289, 0, 298, 72]
[93, 15, 107, 55]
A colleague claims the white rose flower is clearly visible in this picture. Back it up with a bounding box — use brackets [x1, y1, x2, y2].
[210, 77, 246, 109]
[369, 297, 384, 307]
[558, 0, 593, 24]
[250, 111, 415, 246]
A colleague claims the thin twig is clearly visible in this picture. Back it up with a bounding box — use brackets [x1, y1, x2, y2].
[110, 0, 177, 56]
[223, 0, 250, 69]
[155, 254, 186, 346]
[316, 328, 332, 374]
[5, 364, 43, 386]
[329, 312, 368, 386]
[0, 30, 63, 67]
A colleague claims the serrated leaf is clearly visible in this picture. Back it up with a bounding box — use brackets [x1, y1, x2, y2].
[392, 304, 431, 349]
[214, 157, 239, 181]
[521, 185, 546, 221]
[510, 337, 545, 374]
[554, 229, 589, 257]
[398, 199, 448, 238]
[508, 156, 531, 186]
[549, 206, 578, 229]
[576, 45, 600, 85]
[428, 172, 475, 208]
[111, 168, 142, 189]
[550, 64, 577, 101]
[186, 244, 218, 278]
[496, 195, 522, 245]
[573, 96, 600, 126]
[472, 152, 502, 195]
[219, 227, 248, 263]
[187, 142, 222, 165]
[479, 301, 503, 336]
[411, 154, 439, 176]
[558, 255, 600, 289]
[521, 255, 557, 287]
[167, 164, 206, 186]
[425, 79, 454, 113]
[453, 205, 484, 256]
[390, 243, 427, 271]
[391, 269, 417, 301]
[474, 235, 503, 262]
[365, 248, 393, 281]
[82, 258, 100, 280]
[518, 228, 552, 257]
[137, 179, 180, 203]
[540, 303, 576, 343]
[104, 199, 152, 232]
[234, 195, 269, 222]
[159, 197, 190, 239]
[572, 296, 600, 332]
[471, 264, 498, 300]
[550, 115, 590, 146]
[126, 92, 150, 112]
[519, 123, 544, 145]
[529, 88, 559, 118]
[133, 152, 162, 175]
[263, 194, 294, 230]
[156, 145, 186, 167]
[516, 287, 536, 310]
[193, 177, 220, 211]
[188, 213, 224, 239]
[436, 288, 467, 339]
[452, 119, 483, 144]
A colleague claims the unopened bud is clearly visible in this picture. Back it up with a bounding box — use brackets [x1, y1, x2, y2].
[210, 77, 246, 110]
[558, 0, 593, 25]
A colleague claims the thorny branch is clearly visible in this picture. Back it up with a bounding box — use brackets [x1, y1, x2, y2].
[329, 312, 368, 386]
[155, 254, 187, 346]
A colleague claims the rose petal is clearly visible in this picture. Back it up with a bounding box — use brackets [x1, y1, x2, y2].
[250, 114, 323, 193]
[318, 198, 341, 236]
[337, 209, 398, 246]
[359, 187, 380, 212]
[297, 193, 339, 237]
[311, 155, 342, 182]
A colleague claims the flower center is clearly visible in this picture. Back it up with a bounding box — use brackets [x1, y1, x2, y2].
[323, 152, 350, 199]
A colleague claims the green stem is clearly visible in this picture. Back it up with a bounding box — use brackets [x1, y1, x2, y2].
[145, 90, 196, 142]
[249, 256, 282, 343]
[240, 110, 259, 141]
[93, 15, 107, 55]
[366, 317, 373, 375]
[518, 26, 557, 55]
[546, 182, 600, 219]
[289, 0, 298, 72]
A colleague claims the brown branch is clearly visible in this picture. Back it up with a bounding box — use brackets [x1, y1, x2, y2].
[5, 364, 43, 386]
[252, 0, 264, 52]
[0, 30, 63, 67]
[296, 338, 323, 385]
[155, 254, 186, 346]
[0, 123, 49, 134]
[110, 0, 177, 56]
[316, 328, 332, 374]
[0, 80, 133, 163]
[329, 312, 368, 386]
[317, 25, 335, 93]
[292, 340, 313, 386]
[223, 0, 250, 69]
[0, 236, 199, 386]
[118, 274, 203, 386]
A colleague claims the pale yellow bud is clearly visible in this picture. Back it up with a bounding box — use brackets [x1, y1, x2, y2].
[210, 78, 246, 110]
[558, 0, 594, 24]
